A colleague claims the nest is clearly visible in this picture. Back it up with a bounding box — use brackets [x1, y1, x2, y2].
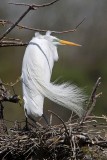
[0, 116, 107, 160]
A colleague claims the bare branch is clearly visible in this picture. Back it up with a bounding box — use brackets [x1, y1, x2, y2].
[3, 37, 22, 41]
[75, 17, 86, 29]
[84, 115, 107, 121]
[48, 110, 69, 136]
[0, 79, 20, 103]
[87, 77, 101, 108]
[2, 77, 21, 87]
[81, 77, 102, 123]
[0, 44, 27, 47]
[0, 0, 61, 41]
[0, 40, 28, 47]
[0, 7, 31, 41]
[8, 0, 61, 9]
[0, 19, 76, 33]
[0, 17, 86, 36]
[85, 92, 102, 120]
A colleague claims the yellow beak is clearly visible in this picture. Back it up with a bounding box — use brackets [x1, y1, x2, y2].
[59, 40, 81, 47]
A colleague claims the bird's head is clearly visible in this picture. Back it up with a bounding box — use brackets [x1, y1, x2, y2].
[34, 31, 81, 47]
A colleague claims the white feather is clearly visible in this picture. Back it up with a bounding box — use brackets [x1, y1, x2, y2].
[22, 32, 86, 119]
[46, 31, 52, 36]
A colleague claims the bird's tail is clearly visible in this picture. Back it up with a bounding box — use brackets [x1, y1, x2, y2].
[33, 77, 86, 117]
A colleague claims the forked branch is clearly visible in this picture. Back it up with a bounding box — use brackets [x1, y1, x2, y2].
[81, 77, 102, 122]
[8, 0, 61, 9]
[0, 0, 61, 41]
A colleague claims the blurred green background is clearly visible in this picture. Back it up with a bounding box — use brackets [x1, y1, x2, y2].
[0, 0, 107, 125]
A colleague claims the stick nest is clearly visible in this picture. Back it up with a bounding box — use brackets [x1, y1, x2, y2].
[0, 117, 107, 160]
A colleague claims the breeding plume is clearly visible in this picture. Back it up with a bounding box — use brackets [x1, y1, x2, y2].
[21, 31, 85, 121]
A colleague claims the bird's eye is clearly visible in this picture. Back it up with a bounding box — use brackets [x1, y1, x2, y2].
[53, 38, 58, 42]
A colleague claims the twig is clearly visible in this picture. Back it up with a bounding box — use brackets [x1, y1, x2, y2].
[0, 0, 60, 41]
[0, 19, 75, 34]
[75, 17, 86, 29]
[87, 77, 101, 107]
[0, 42, 28, 47]
[48, 110, 69, 136]
[8, 0, 61, 9]
[49, 114, 53, 126]
[0, 40, 23, 44]
[2, 149, 14, 160]
[72, 135, 77, 160]
[0, 17, 86, 34]
[1, 37, 21, 41]
[94, 141, 107, 147]
[2, 77, 21, 87]
[85, 92, 102, 119]
[0, 79, 20, 103]
[81, 77, 102, 122]
[84, 115, 107, 122]
[0, 37, 28, 47]
[0, 7, 31, 41]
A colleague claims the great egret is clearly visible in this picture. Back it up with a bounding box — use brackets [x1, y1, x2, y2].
[21, 31, 85, 123]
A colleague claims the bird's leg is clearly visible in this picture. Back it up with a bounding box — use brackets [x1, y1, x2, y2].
[24, 117, 30, 131]
[42, 114, 50, 126]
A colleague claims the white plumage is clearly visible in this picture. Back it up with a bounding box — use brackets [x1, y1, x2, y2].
[21, 31, 86, 121]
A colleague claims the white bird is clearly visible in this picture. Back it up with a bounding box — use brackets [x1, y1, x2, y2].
[21, 31, 86, 122]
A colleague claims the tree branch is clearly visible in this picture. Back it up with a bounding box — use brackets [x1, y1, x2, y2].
[0, 41, 28, 47]
[81, 77, 102, 123]
[0, 17, 85, 34]
[8, 0, 61, 9]
[0, 7, 31, 41]
[0, 0, 61, 41]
